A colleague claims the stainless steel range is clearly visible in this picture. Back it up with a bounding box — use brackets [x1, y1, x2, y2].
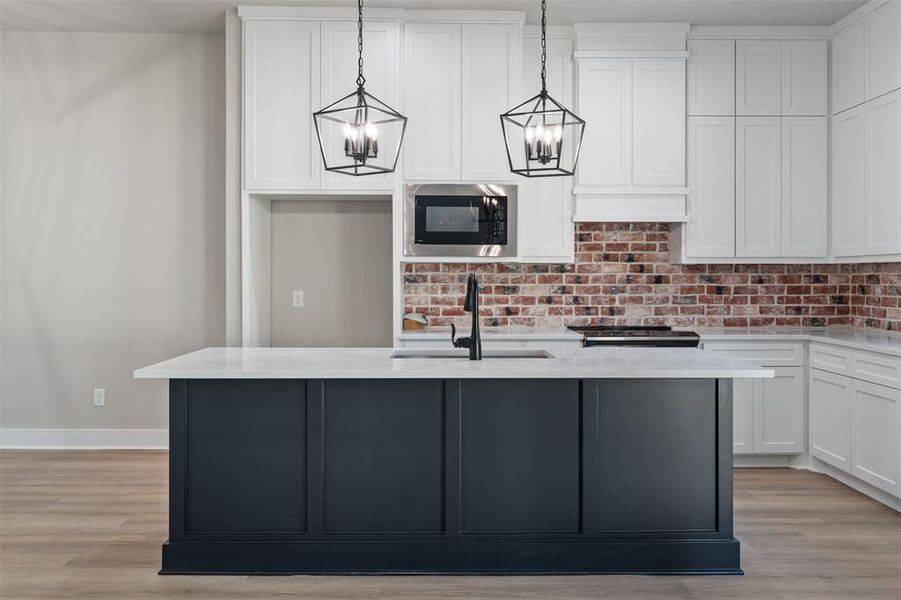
[568, 325, 701, 348]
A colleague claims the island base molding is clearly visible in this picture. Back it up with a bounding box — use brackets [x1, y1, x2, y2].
[164, 377, 739, 575]
[160, 538, 742, 575]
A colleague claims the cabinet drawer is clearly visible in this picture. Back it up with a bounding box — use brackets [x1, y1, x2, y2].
[809, 344, 852, 376]
[851, 351, 901, 390]
[701, 342, 805, 367]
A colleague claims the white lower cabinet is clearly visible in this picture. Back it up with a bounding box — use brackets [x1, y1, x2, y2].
[755, 367, 806, 453]
[809, 344, 901, 498]
[706, 342, 805, 455]
[732, 378, 755, 454]
[851, 380, 900, 496]
[809, 368, 853, 471]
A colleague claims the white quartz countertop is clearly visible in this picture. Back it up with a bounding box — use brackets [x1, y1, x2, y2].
[397, 326, 583, 341]
[134, 347, 774, 380]
[697, 327, 901, 357]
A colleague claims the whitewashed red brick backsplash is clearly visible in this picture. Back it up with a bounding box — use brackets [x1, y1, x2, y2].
[403, 223, 901, 332]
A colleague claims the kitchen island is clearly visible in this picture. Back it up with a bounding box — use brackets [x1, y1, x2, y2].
[135, 347, 772, 575]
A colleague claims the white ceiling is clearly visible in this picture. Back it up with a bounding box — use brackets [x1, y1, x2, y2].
[0, 0, 869, 33]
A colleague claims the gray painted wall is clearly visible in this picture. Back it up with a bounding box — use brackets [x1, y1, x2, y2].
[1, 31, 225, 430]
[270, 200, 392, 348]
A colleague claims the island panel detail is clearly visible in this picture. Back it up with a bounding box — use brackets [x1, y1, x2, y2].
[163, 377, 739, 574]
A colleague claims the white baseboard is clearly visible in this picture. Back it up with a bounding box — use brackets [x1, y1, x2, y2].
[798, 458, 901, 513]
[0, 428, 168, 450]
[735, 452, 900, 512]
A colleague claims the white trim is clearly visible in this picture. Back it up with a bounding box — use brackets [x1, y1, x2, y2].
[689, 26, 831, 40]
[404, 10, 525, 24]
[573, 214, 689, 223]
[801, 458, 901, 512]
[573, 50, 690, 59]
[574, 186, 690, 196]
[574, 23, 690, 35]
[830, 0, 891, 34]
[0, 428, 168, 450]
[238, 6, 406, 21]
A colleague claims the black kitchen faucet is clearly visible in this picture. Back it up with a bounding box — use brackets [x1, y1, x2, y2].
[450, 273, 482, 361]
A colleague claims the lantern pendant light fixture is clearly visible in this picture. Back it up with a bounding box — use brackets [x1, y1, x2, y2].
[500, 0, 585, 177]
[313, 0, 407, 176]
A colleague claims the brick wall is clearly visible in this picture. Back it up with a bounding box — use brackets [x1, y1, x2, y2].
[403, 223, 901, 332]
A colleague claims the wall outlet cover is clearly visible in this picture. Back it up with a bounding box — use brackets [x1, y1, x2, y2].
[92, 389, 106, 407]
[292, 290, 304, 308]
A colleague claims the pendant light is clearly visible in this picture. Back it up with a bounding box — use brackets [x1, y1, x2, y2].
[500, 0, 585, 177]
[313, 0, 407, 176]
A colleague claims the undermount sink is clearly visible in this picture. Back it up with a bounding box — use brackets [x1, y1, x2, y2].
[390, 348, 554, 359]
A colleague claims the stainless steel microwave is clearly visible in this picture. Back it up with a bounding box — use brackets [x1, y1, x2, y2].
[403, 184, 517, 257]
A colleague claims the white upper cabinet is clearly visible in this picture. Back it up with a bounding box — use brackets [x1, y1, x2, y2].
[687, 40, 735, 116]
[865, 0, 901, 102]
[518, 34, 574, 263]
[736, 116, 781, 257]
[832, 106, 867, 256]
[632, 60, 686, 186]
[575, 58, 632, 187]
[736, 41, 782, 115]
[244, 20, 321, 191]
[686, 116, 735, 257]
[833, 21, 866, 114]
[781, 117, 827, 256]
[781, 41, 828, 116]
[320, 21, 400, 190]
[832, 90, 901, 258]
[737, 40, 826, 116]
[461, 24, 521, 181]
[403, 23, 462, 181]
[864, 89, 901, 255]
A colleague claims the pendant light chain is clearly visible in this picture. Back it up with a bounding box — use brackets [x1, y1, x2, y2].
[540, 0, 547, 95]
[356, 0, 366, 89]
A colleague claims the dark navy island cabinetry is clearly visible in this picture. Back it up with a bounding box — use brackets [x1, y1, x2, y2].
[162, 377, 739, 575]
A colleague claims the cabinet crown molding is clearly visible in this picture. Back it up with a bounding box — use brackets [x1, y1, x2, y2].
[830, 0, 892, 34]
[237, 6, 525, 24]
[689, 25, 830, 39]
[574, 22, 689, 51]
[574, 50, 689, 59]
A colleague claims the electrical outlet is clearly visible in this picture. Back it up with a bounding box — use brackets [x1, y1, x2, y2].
[93, 389, 106, 407]
[292, 290, 304, 308]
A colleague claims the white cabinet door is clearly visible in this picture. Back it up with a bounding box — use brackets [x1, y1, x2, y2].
[403, 23, 462, 181]
[244, 20, 321, 190]
[851, 379, 900, 496]
[632, 60, 686, 186]
[687, 40, 735, 116]
[518, 34, 574, 262]
[809, 368, 853, 471]
[736, 117, 781, 257]
[686, 116, 735, 257]
[832, 106, 867, 256]
[833, 21, 866, 114]
[518, 178, 574, 262]
[781, 41, 827, 116]
[864, 89, 901, 255]
[461, 24, 520, 181]
[781, 117, 827, 257]
[736, 41, 782, 115]
[733, 378, 755, 455]
[576, 59, 632, 186]
[754, 366, 805, 454]
[865, 0, 901, 102]
[320, 21, 399, 190]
